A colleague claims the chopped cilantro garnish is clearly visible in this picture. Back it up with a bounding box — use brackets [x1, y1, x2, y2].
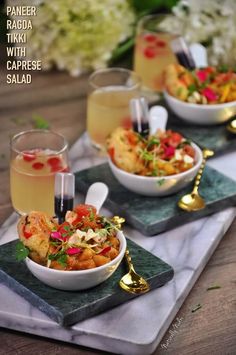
[177, 139, 192, 148]
[16, 241, 29, 261]
[218, 64, 229, 73]
[188, 84, 197, 94]
[140, 149, 154, 161]
[89, 208, 95, 221]
[147, 137, 160, 148]
[48, 251, 67, 267]
[57, 254, 68, 267]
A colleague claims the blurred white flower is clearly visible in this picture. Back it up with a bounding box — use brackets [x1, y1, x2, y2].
[160, 0, 236, 67]
[7, 0, 135, 76]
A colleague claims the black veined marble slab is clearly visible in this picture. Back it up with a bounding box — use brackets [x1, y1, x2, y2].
[165, 103, 236, 156]
[0, 238, 173, 326]
[75, 164, 236, 235]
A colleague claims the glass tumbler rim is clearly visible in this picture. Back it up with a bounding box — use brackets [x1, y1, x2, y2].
[10, 129, 69, 156]
[137, 13, 179, 35]
[88, 67, 141, 91]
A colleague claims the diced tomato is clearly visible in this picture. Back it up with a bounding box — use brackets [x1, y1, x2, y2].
[73, 204, 97, 223]
[126, 131, 138, 145]
[82, 217, 99, 230]
[169, 132, 183, 147]
[143, 46, 156, 59]
[183, 145, 195, 158]
[108, 147, 115, 162]
[32, 162, 44, 170]
[23, 224, 32, 239]
[57, 221, 71, 235]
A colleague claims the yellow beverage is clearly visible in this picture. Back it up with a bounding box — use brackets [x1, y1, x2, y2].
[87, 86, 138, 147]
[134, 32, 177, 92]
[10, 150, 69, 215]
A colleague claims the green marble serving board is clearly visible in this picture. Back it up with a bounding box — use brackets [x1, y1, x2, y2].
[0, 239, 173, 326]
[75, 164, 236, 236]
[164, 103, 236, 155]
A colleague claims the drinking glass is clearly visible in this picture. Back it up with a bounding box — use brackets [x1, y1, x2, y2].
[134, 14, 178, 92]
[87, 67, 141, 149]
[10, 129, 69, 215]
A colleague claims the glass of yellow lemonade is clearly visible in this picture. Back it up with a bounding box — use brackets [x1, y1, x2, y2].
[87, 67, 141, 149]
[134, 14, 178, 92]
[10, 129, 69, 215]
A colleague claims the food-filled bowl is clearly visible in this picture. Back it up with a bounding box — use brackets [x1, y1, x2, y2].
[164, 64, 236, 125]
[17, 206, 126, 291]
[164, 90, 236, 125]
[107, 128, 203, 196]
[25, 230, 126, 291]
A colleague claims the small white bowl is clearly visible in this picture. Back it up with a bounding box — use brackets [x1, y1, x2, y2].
[108, 142, 203, 196]
[25, 231, 126, 291]
[164, 91, 236, 125]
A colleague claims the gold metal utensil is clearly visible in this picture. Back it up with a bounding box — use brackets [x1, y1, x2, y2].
[178, 148, 214, 212]
[119, 249, 150, 294]
[226, 119, 236, 134]
[112, 216, 126, 230]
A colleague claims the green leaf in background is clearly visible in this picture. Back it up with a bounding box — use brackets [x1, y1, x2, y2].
[111, 0, 179, 65]
[15, 241, 29, 261]
[131, 0, 179, 13]
[32, 114, 50, 129]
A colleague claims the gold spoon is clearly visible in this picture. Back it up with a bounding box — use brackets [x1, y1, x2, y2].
[119, 249, 150, 294]
[178, 148, 214, 212]
[226, 119, 236, 134]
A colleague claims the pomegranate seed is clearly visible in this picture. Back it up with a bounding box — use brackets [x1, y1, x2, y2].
[156, 40, 166, 48]
[47, 157, 61, 167]
[143, 47, 156, 58]
[32, 162, 44, 170]
[143, 34, 156, 43]
[61, 167, 70, 172]
[50, 165, 63, 173]
[23, 152, 36, 162]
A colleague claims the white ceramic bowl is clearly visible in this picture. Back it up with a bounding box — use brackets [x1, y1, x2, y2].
[164, 91, 236, 125]
[25, 231, 126, 291]
[108, 142, 203, 196]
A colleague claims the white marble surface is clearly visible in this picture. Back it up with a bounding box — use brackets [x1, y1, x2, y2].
[1, 133, 236, 355]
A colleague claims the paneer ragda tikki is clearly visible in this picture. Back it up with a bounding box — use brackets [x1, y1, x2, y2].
[107, 127, 196, 177]
[17, 204, 120, 270]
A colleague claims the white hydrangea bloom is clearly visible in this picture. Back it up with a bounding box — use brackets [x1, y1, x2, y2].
[7, 0, 135, 75]
[159, 0, 236, 67]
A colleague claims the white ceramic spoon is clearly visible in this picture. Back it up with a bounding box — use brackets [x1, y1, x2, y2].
[85, 182, 109, 213]
[149, 105, 168, 135]
[189, 43, 208, 68]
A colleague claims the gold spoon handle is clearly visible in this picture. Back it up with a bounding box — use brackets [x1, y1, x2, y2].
[192, 148, 214, 195]
[125, 249, 135, 273]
